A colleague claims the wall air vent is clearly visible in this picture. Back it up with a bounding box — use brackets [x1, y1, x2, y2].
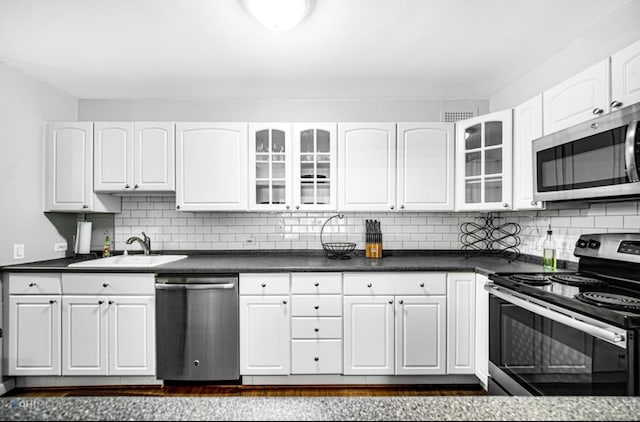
[442, 111, 475, 123]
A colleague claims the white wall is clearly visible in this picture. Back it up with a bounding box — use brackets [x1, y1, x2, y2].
[0, 61, 78, 266]
[78, 98, 489, 122]
[490, 0, 640, 111]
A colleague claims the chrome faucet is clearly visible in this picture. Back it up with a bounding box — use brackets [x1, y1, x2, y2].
[126, 232, 151, 255]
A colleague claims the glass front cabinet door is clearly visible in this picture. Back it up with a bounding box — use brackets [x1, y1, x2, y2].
[249, 123, 293, 211]
[292, 123, 337, 211]
[455, 109, 513, 211]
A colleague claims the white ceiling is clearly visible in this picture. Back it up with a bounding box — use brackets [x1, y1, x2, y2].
[0, 0, 634, 100]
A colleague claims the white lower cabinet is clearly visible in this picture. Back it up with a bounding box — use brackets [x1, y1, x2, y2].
[447, 273, 476, 374]
[343, 272, 447, 375]
[290, 273, 343, 374]
[239, 273, 291, 375]
[474, 273, 489, 389]
[61, 273, 156, 376]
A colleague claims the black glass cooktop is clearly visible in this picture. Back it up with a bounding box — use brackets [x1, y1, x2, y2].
[490, 272, 640, 328]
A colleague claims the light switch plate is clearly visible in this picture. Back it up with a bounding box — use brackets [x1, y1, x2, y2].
[54, 242, 67, 252]
[13, 244, 25, 260]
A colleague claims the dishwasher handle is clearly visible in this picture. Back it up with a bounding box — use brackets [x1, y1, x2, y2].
[155, 283, 236, 290]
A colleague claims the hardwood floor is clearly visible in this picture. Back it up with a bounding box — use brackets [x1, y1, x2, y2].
[7, 383, 486, 397]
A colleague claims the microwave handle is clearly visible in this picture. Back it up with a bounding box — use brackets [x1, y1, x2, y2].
[625, 120, 639, 182]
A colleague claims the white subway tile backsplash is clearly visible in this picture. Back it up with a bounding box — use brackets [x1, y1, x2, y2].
[112, 197, 640, 261]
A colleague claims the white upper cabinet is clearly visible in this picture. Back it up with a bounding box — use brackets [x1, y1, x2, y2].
[611, 38, 640, 110]
[44, 122, 121, 213]
[292, 123, 337, 211]
[249, 123, 293, 211]
[455, 110, 513, 211]
[175, 122, 248, 211]
[542, 59, 610, 135]
[338, 123, 397, 211]
[94, 122, 175, 193]
[512, 95, 544, 210]
[397, 123, 455, 211]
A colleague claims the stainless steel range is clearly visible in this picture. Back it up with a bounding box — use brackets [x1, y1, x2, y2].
[486, 233, 640, 396]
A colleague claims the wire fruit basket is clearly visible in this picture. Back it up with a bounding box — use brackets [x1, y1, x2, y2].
[320, 214, 356, 260]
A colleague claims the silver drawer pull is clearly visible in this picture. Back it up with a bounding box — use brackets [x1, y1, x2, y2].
[29, 282, 37, 287]
[102, 283, 109, 287]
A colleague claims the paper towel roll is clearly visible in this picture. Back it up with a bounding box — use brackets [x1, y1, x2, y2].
[75, 222, 93, 254]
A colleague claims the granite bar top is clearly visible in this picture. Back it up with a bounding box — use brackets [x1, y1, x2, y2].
[0, 250, 569, 276]
[0, 396, 638, 421]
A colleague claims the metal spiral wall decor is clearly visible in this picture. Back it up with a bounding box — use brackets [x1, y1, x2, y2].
[460, 212, 521, 261]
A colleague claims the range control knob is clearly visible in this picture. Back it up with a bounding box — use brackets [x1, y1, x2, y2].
[587, 239, 601, 249]
[575, 239, 588, 248]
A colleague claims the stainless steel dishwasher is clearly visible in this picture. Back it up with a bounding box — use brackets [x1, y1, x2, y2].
[155, 274, 239, 381]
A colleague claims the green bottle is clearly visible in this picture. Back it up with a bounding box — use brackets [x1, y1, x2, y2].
[103, 235, 111, 258]
[542, 224, 556, 271]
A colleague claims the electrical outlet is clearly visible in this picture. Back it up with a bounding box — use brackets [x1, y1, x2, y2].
[54, 242, 67, 252]
[13, 244, 25, 260]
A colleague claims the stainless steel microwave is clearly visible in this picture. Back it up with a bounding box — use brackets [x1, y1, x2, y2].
[533, 103, 640, 201]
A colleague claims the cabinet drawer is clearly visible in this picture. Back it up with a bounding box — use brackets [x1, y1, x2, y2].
[343, 272, 446, 295]
[240, 273, 290, 295]
[62, 273, 155, 295]
[291, 339, 342, 374]
[291, 273, 342, 294]
[8, 273, 61, 294]
[291, 295, 342, 316]
[292, 317, 342, 339]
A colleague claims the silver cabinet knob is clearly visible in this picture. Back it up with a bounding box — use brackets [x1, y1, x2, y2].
[502, 203, 509, 208]
[399, 300, 404, 304]
[176, 205, 181, 210]
[610, 100, 623, 109]
[314, 305, 319, 310]
[134, 184, 139, 189]
[367, 283, 372, 288]
[591, 123, 599, 130]
[295, 205, 300, 210]
[102, 283, 109, 288]
[125, 184, 130, 189]
[314, 282, 319, 287]
[108, 300, 114, 305]
[49, 299, 57, 304]
[29, 282, 37, 287]
[82, 204, 89, 209]
[388, 300, 393, 304]
[400, 205, 405, 209]
[98, 300, 104, 304]
[193, 360, 200, 367]
[282, 300, 288, 304]
[314, 328, 319, 332]
[390, 205, 395, 210]
[314, 357, 319, 362]
[419, 283, 425, 287]
[286, 205, 290, 210]
[530, 201, 538, 206]
[261, 283, 267, 287]
[592, 107, 604, 115]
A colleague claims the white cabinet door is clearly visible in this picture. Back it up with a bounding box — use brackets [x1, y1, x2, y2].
[176, 123, 248, 211]
[7, 295, 61, 376]
[474, 273, 489, 390]
[395, 295, 446, 375]
[446, 273, 476, 374]
[94, 122, 133, 192]
[61, 295, 108, 376]
[134, 122, 175, 192]
[248, 123, 292, 211]
[239, 295, 290, 375]
[397, 123, 455, 211]
[611, 39, 640, 110]
[108, 296, 155, 375]
[455, 110, 513, 211]
[513, 95, 544, 210]
[338, 123, 397, 211]
[543, 59, 610, 135]
[343, 295, 394, 375]
[292, 123, 337, 211]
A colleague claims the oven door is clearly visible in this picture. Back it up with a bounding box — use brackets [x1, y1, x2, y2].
[532, 103, 640, 201]
[487, 284, 634, 396]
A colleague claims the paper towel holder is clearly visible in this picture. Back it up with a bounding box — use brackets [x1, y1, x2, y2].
[74, 221, 93, 256]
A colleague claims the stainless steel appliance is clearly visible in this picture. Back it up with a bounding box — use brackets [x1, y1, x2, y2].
[155, 274, 240, 381]
[532, 103, 640, 202]
[486, 233, 640, 396]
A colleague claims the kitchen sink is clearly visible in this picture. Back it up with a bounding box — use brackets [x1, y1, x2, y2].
[68, 254, 188, 268]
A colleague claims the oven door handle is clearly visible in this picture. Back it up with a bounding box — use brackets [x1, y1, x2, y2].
[625, 120, 639, 183]
[487, 285, 627, 348]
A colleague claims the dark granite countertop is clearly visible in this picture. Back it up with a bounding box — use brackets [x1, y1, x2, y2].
[0, 250, 572, 276]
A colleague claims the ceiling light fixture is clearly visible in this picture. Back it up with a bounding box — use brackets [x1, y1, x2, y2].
[242, 0, 314, 31]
